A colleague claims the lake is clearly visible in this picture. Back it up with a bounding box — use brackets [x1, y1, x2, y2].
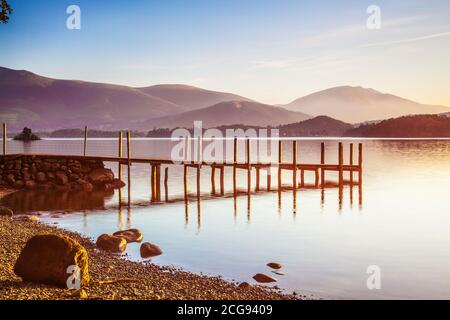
[2, 138, 450, 299]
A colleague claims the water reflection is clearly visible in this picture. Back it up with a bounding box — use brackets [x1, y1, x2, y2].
[0, 189, 114, 215]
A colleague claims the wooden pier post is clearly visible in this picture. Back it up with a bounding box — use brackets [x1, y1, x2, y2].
[314, 169, 319, 188]
[164, 167, 168, 202]
[338, 142, 344, 188]
[292, 140, 297, 192]
[126, 130, 131, 207]
[196, 164, 201, 201]
[183, 165, 189, 202]
[83, 126, 88, 156]
[126, 130, 131, 166]
[267, 170, 271, 191]
[150, 164, 156, 202]
[320, 142, 325, 187]
[156, 164, 161, 202]
[277, 140, 282, 192]
[255, 167, 260, 191]
[211, 166, 216, 194]
[2, 123, 6, 156]
[220, 166, 225, 196]
[349, 143, 354, 185]
[233, 137, 237, 196]
[358, 143, 363, 186]
[300, 169, 305, 188]
[246, 138, 251, 196]
[118, 131, 123, 180]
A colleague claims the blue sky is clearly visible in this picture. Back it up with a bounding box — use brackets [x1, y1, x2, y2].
[1, 0, 450, 106]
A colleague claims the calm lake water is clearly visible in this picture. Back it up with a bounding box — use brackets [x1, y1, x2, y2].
[2, 138, 450, 299]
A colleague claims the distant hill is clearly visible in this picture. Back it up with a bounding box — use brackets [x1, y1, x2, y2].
[279, 116, 353, 137]
[283, 86, 450, 123]
[142, 100, 311, 129]
[0, 67, 253, 131]
[0, 67, 185, 131]
[137, 84, 252, 111]
[344, 114, 450, 137]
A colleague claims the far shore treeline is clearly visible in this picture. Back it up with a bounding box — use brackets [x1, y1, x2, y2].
[6, 114, 450, 139]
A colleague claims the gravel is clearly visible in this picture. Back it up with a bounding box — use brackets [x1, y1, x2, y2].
[0, 215, 296, 300]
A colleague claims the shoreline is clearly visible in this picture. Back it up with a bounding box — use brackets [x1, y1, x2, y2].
[0, 194, 295, 300]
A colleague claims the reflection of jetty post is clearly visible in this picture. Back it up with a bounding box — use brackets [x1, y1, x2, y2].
[2, 123, 6, 156]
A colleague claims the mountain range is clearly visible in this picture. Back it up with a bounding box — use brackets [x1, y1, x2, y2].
[1, 66, 449, 131]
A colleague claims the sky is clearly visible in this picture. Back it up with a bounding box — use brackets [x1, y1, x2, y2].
[1, 0, 450, 106]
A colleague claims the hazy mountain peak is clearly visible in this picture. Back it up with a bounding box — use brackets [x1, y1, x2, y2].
[284, 86, 450, 123]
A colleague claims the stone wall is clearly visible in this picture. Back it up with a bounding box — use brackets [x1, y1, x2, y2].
[0, 155, 120, 192]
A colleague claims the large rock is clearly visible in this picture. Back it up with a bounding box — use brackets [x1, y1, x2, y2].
[140, 242, 163, 258]
[252, 273, 277, 283]
[14, 234, 89, 288]
[104, 179, 126, 190]
[113, 229, 143, 243]
[96, 234, 127, 253]
[35, 172, 47, 183]
[55, 171, 69, 185]
[266, 262, 282, 270]
[88, 168, 114, 185]
[0, 206, 13, 216]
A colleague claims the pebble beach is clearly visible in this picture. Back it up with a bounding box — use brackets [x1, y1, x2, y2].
[0, 193, 295, 300]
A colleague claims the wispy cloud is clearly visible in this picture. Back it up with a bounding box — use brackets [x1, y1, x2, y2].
[251, 59, 293, 69]
[360, 31, 450, 48]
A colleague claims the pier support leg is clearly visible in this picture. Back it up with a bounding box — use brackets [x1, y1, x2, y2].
[164, 167, 168, 202]
[220, 166, 224, 196]
[267, 169, 271, 191]
[338, 142, 344, 189]
[320, 142, 325, 188]
[255, 167, 260, 192]
[211, 166, 216, 194]
[183, 165, 188, 203]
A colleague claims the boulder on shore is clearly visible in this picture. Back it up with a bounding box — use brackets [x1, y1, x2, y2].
[88, 168, 114, 185]
[0, 206, 13, 216]
[267, 262, 282, 270]
[113, 228, 143, 243]
[14, 234, 89, 288]
[140, 242, 163, 258]
[96, 234, 127, 253]
[252, 273, 277, 283]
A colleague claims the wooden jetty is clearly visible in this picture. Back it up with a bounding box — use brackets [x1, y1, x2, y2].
[2, 123, 363, 207]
